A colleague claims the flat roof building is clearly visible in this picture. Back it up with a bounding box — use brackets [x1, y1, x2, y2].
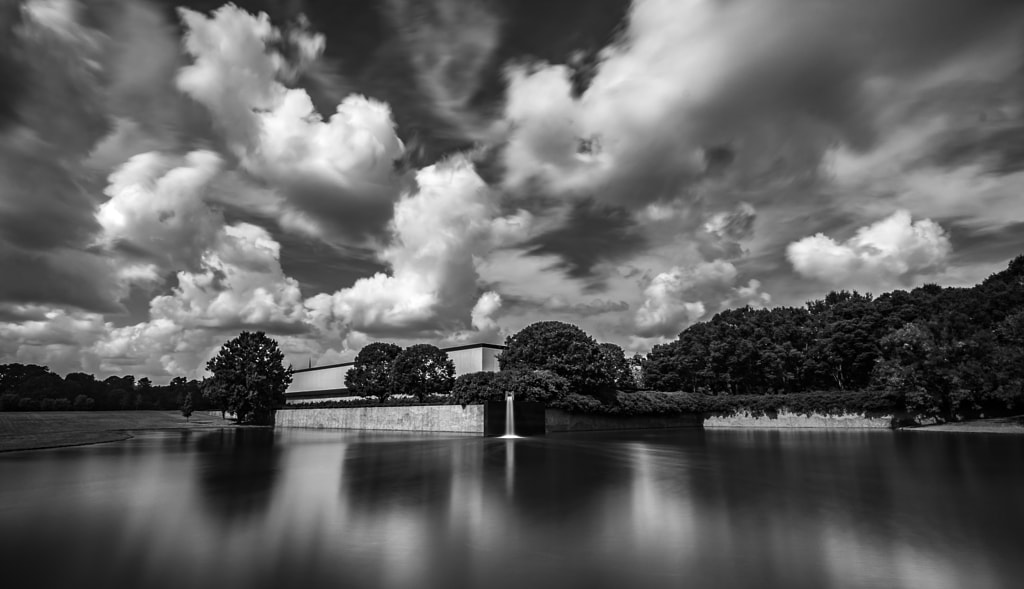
[285, 342, 505, 404]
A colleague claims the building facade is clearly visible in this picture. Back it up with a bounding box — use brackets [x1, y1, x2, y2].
[285, 342, 505, 404]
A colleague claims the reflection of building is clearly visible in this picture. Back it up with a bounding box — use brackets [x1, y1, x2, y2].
[286, 343, 505, 404]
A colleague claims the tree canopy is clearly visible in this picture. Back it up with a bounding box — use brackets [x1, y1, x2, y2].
[391, 344, 456, 402]
[205, 331, 292, 425]
[499, 321, 613, 395]
[643, 254, 1024, 421]
[344, 342, 402, 403]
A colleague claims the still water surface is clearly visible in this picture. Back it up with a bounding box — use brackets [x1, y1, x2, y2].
[1, 428, 1022, 589]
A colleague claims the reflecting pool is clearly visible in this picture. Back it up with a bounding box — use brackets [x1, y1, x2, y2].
[1, 428, 1022, 588]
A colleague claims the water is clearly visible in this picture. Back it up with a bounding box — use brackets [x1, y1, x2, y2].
[499, 392, 521, 439]
[1, 428, 1022, 589]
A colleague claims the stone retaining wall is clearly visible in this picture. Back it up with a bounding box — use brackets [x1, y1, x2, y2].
[546, 409, 703, 432]
[275, 405, 484, 433]
[704, 410, 893, 429]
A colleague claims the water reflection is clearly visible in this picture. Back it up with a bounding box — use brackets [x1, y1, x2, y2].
[194, 428, 281, 524]
[0, 428, 1022, 589]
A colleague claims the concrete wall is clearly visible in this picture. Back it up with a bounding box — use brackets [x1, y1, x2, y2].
[275, 405, 484, 433]
[704, 410, 893, 429]
[545, 409, 703, 432]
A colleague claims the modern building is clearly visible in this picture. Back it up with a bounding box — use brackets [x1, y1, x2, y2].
[285, 342, 505, 404]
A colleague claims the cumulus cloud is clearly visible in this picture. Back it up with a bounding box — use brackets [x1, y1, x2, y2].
[306, 156, 522, 337]
[176, 5, 406, 244]
[786, 210, 951, 288]
[0, 305, 105, 375]
[499, 0, 1024, 210]
[96, 150, 225, 274]
[92, 222, 309, 378]
[470, 291, 502, 332]
[635, 260, 769, 339]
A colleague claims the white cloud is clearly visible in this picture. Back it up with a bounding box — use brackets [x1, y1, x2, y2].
[176, 5, 405, 245]
[787, 210, 951, 288]
[0, 306, 105, 375]
[306, 156, 515, 337]
[96, 151, 225, 274]
[470, 291, 502, 332]
[91, 223, 308, 378]
[635, 259, 769, 339]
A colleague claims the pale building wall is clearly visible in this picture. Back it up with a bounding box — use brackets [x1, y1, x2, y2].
[285, 343, 504, 399]
[447, 347, 485, 375]
[289, 364, 351, 393]
[481, 347, 501, 371]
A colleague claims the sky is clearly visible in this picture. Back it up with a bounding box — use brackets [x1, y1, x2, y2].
[2, 0, 1024, 381]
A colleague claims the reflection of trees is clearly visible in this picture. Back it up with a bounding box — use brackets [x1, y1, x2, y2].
[488, 436, 637, 522]
[341, 439, 455, 514]
[194, 429, 281, 524]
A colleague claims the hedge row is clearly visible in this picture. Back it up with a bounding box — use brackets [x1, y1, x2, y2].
[550, 389, 902, 418]
[279, 394, 455, 410]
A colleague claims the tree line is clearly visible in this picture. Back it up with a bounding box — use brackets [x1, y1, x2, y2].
[4, 255, 1022, 424]
[0, 367, 204, 413]
[643, 255, 1024, 420]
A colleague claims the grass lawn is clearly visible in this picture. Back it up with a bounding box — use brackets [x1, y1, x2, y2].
[0, 411, 236, 453]
[909, 415, 1024, 434]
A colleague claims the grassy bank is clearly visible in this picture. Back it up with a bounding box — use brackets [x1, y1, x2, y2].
[0, 411, 236, 453]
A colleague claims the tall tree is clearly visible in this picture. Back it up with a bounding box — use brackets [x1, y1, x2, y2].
[345, 342, 403, 403]
[391, 344, 455, 402]
[499, 321, 613, 395]
[598, 343, 635, 390]
[205, 331, 293, 425]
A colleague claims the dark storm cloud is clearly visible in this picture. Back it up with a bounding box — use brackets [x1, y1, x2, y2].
[276, 233, 387, 295]
[0, 248, 123, 313]
[525, 199, 646, 282]
[944, 220, 1024, 268]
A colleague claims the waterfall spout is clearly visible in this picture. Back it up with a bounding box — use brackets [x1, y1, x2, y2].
[499, 390, 521, 439]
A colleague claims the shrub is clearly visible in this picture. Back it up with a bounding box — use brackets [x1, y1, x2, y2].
[40, 398, 57, 411]
[549, 390, 901, 418]
[73, 394, 95, 411]
[52, 398, 72, 411]
[281, 394, 456, 409]
[18, 397, 40, 411]
[452, 369, 570, 406]
[451, 371, 498, 406]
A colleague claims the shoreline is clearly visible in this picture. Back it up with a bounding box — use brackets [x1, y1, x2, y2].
[3, 411, 1023, 453]
[902, 416, 1024, 434]
[0, 411, 237, 453]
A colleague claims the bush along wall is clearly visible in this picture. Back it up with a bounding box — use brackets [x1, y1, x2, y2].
[549, 389, 903, 419]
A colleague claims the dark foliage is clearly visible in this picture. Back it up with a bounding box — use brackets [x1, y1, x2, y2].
[0, 364, 204, 412]
[598, 343, 636, 390]
[205, 331, 293, 425]
[280, 394, 456, 409]
[391, 344, 456, 402]
[499, 320, 614, 394]
[344, 342, 402, 403]
[550, 390, 901, 419]
[451, 369, 570, 406]
[643, 255, 1024, 421]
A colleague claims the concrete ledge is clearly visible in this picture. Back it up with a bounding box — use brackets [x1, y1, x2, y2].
[545, 409, 702, 432]
[275, 405, 484, 433]
[704, 410, 892, 429]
